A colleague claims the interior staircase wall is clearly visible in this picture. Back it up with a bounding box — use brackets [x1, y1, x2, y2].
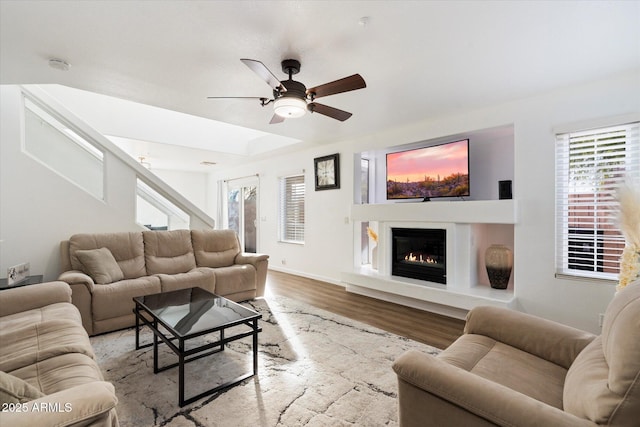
[0, 85, 214, 281]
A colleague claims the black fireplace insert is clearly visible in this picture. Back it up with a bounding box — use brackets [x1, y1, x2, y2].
[391, 228, 446, 284]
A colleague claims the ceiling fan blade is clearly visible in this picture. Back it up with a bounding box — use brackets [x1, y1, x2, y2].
[269, 114, 285, 124]
[306, 74, 366, 99]
[308, 103, 353, 121]
[240, 59, 287, 93]
[206, 96, 265, 100]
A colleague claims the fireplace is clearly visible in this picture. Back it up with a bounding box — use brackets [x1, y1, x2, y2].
[391, 228, 446, 284]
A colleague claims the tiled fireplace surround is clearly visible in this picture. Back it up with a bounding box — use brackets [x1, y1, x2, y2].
[341, 200, 517, 319]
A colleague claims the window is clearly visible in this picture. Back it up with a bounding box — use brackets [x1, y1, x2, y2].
[360, 158, 370, 263]
[279, 174, 305, 243]
[136, 179, 189, 230]
[556, 122, 640, 280]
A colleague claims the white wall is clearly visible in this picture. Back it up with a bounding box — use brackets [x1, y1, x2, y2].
[153, 169, 208, 213]
[209, 147, 356, 283]
[211, 70, 640, 333]
[0, 86, 145, 281]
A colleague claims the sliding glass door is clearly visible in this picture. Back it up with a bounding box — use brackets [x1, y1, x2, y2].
[227, 180, 258, 253]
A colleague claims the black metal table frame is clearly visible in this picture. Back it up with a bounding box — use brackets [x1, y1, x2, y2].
[134, 300, 261, 407]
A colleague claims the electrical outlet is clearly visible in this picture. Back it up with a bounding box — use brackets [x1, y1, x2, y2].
[281, 259, 286, 265]
[598, 313, 605, 328]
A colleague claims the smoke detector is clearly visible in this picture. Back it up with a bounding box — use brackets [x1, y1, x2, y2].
[48, 58, 71, 71]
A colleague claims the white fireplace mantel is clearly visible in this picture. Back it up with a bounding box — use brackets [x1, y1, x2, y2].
[350, 199, 518, 224]
[341, 199, 517, 319]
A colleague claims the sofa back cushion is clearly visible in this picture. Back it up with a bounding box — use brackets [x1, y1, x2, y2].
[192, 229, 241, 268]
[143, 230, 196, 275]
[563, 281, 640, 424]
[69, 232, 146, 279]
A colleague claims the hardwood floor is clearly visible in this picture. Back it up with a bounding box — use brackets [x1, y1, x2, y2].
[265, 270, 465, 350]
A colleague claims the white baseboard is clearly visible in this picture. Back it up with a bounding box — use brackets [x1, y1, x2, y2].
[267, 266, 343, 286]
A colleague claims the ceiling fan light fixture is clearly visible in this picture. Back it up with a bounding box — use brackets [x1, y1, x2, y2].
[273, 96, 307, 118]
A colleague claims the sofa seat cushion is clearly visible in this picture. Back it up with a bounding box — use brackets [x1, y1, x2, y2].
[91, 276, 161, 321]
[0, 371, 45, 404]
[0, 302, 82, 331]
[9, 353, 104, 395]
[143, 230, 196, 275]
[75, 247, 124, 284]
[69, 232, 146, 279]
[439, 334, 567, 409]
[157, 269, 215, 293]
[192, 229, 240, 268]
[0, 319, 95, 373]
[211, 265, 256, 297]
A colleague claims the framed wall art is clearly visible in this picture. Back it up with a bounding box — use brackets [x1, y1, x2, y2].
[314, 153, 340, 190]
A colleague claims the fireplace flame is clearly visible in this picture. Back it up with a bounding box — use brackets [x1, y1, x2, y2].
[404, 252, 438, 264]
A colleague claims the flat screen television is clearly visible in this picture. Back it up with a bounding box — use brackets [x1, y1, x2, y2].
[386, 139, 469, 200]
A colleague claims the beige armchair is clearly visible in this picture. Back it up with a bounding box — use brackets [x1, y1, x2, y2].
[393, 281, 640, 426]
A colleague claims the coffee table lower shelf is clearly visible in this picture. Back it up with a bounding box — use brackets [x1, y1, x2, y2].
[133, 290, 262, 407]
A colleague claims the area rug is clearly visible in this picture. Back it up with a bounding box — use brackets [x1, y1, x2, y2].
[91, 295, 440, 427]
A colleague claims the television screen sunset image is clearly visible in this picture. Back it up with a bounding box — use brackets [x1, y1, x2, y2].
[386, 139, 469, 199]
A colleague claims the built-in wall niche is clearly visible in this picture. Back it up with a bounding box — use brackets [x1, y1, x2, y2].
[472, 223, 515, 290]
[347, 124, 516, 314]
[354, 124, 514, 205]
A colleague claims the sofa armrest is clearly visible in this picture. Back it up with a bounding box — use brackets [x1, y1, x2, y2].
[464, 306, 596, 369]
[57, 271, 95, 335]
[58, 271, 95, 293]
[393, 350, 596, 427]
[0, 281, 72, 317]
[235, 252, 269, 267]
[235, 253, 269, 297]
[0, 381, 117, 427]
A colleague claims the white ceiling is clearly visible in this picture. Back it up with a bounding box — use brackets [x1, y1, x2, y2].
[1, 1, 639, 172]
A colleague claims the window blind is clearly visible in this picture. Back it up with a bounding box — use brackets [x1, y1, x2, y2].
[279, 174, 305, 243]
[556, 122, 640, 280]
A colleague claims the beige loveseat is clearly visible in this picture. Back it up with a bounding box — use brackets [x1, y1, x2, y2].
[58, 229, 268, 335]
[0, 281, 118, 427]
[393, 281, 640, 426]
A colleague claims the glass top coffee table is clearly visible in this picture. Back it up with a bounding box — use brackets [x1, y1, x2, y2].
[133, 287, 262, 406]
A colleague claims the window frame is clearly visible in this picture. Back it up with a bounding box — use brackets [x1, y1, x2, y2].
[279, 174, 306, 244]
[555, 121, 640, 281]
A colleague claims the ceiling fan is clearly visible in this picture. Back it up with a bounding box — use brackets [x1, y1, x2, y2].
[208, 58, 366, 123]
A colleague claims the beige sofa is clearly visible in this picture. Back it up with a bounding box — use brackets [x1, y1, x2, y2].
[58, 229, 268, 335]
[392, 281, 640, 426]
[0, 281, 118, 427]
